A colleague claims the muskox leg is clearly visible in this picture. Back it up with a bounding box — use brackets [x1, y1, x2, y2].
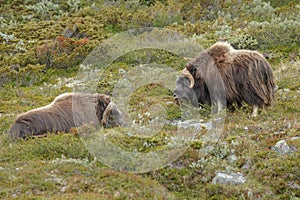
[252, 105, 259, 117]
[217, 100, 225, 114]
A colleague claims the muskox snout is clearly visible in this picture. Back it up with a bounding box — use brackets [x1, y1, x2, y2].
[173, 92, 180, 105]
[173, 90, 199, 108]
[173, 92, 187, 105]
[173, 92, 178, 100]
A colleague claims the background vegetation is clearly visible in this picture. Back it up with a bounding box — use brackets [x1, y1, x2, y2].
[0, 0, 299, 199]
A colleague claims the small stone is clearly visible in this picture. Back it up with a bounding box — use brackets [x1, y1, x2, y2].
[173, 119, 205, 130]
[114, 191, 120, 197]
[212, 171, 246, 185]
[45, 176, 67, 186]
[272, 140, 295, 155]
[60, 186, 69, 193]
[241, 160, 252, 170]
[118, 68, 126, 75]
[289, 146, 297, 152]
[11, 64, 19, 72]
[247, 190, 254, 199]
[288, 182, 300, 190]
[228, 154, 238, 164]
[291, 136, 300, 141]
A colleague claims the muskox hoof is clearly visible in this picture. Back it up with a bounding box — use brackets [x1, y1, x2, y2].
[252, 105, 259, 117]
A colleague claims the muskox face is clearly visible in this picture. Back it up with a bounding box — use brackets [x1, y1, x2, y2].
[173, 76, 199, 107]
[102, 102, 125, 128]
[9, 122, 32, 138]
[105, 110, 124, 128]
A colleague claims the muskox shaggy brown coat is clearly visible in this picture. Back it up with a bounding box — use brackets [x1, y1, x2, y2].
[8, 93, 124, 138]
[174, 42, 276, 116]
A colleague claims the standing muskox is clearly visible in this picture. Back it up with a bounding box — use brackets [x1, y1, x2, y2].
[8, 93, 124, 138]
[173, 42, 276, 116]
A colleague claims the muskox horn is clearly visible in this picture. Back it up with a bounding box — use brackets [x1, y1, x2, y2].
[182, 68, 195, 88]
[183, 57, 192, 61]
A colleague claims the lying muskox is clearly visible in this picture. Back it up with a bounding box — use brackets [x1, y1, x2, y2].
[8, 93, 124, 138]
[173, 42, 276, 116]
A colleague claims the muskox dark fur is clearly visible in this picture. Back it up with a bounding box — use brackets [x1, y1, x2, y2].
[8, 93, 124, 138]
[174, 42, 276, 116]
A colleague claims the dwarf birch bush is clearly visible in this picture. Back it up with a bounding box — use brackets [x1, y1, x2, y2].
[26, 0, 63, 20]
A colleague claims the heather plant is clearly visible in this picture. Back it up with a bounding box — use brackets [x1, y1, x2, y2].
[241, 0, 275, 21]
[66, 0, 81, 13]
[0, 32, 15, 43]
[151, 1, 184, 27]
[228, 34, 258, 50]
[26, 0, 63, 20]
[0, 15, 18, 29]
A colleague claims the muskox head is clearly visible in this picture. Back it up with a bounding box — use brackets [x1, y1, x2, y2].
[174, 56, 213, 108]
[101, 102, 125, 128]
[173, 68, 199, 107]
[8, 121, 33, 139]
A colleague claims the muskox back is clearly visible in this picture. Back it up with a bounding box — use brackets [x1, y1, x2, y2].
[8, 93, 114, 138]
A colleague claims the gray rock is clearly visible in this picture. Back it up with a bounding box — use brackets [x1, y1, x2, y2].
[212, 171, 246, 185]
[45, 174, 67, 186]
[168, 119, 209, 130]
[118, 68, 126, 75]
[288, 182, 300, 190]
[241, 160, 252, 170]
[60, 186, 69, 193]
[272, 140, 297, 155]
[228, 154, 238, 164]
[291, 136, 300, 141]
